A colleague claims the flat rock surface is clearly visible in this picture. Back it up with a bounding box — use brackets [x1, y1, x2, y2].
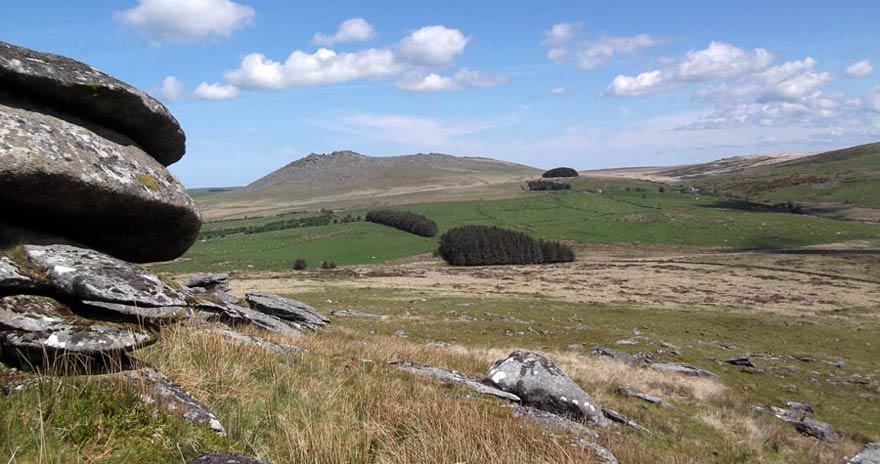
[182, 273, 230, 292]
[0, 295, 73, 332]
[618, 386, 663, 404]
[484, 351, 609, 426]
[391, 360, 521, 402]
[196, 300, 303, 339]
[23, 244, 188, 307]
[1, 324, 155, 362]
[0, 40, 185, 166]
[245, 292, 329, 331]
[0, 100, 200, 262]
[187, 452, 265, 464]
[121, 367, 226, 436]
[648, 362, 718, 379]
[0, 256, 36, 291]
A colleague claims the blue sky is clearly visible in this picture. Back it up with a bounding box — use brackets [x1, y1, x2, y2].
[3, 0, 880, 187]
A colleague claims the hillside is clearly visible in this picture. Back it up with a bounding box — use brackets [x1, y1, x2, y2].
[198, 151, 541, 219]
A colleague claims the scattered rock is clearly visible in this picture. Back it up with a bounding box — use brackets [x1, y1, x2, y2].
[187, 452, 265, 464]
[196, 300, 303, 339]
[121, 368, 226, 436]
[182, 273, 230, 292]
[484, 351, 609, 426]
[425, 340, 449, 348]
[566, 343, 584, 350]
[592, 346, 652, 365]
[649, 362, 718, 379]
[211, 328, 306, 355]
[245, 292, 329, 331]
[602, 407, 651, 433]
[0, 256, 36, 292]
[795, 418, 839, 443]
[391, 360, 521, 402]
[393, 330, 408, 338]
[847, 443, 880, 464]
[510, 404, 617, 464]
[618, 386, 663, 404]
[0, 40, 185, 166]
[615, 339, 638, 345]
[331, 309, 381, 319]
[724, 355, 755, 367]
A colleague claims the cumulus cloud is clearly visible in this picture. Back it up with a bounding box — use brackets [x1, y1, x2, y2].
[845, 59, 873, 78]
[118, 0, 255, 44]
[313, 18, 376, 46]
[396, 71, 460, 92]
[194, 82, 240, 99]
[224, 48, 400, 90]
[395, 68, 507, 92]
[604, 42, 773, 96]
[399, 25, 469, 67]
[869, 87, 880, 112]
[160, 75, 183, 101]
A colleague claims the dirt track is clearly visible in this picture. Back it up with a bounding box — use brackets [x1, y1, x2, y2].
[229, 244, 880, 316]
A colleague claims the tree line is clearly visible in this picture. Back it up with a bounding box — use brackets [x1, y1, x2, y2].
[365, 210, 438, 237]
[527, 180, 572, 191]
[438, 225, 575, 266]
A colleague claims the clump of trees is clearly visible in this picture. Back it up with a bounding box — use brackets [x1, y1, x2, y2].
[365, 210, 438, 237]
[542, 167, 579, 178]
[527, 180, 572, 191]
[438, 225, 575, 266]
[293, 258, 308, 270]
[321, 260, 337, 269]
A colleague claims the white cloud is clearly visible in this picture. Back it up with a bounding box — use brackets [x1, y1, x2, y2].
[870, 87, 880, 112]
[605, 70, 664, 96]
[575, 34, 659, 70]
[396, 68, 507, 92]
[697, 57, 831, 102]
[550, 87, 575, 96]
[160, 75, 183, 101]
[313, 18, 376, 46]
[118, 0, 255, 44]
[543, 22, 580, 63]
[225, 48, 400, 90]
[454, 68, 508, 87]
[845, 59, 873, 78]
[399, 25, 469, 67]
[193, 82, 240, 100]
[396, 71, 460, 92]
[674, 42, 772, 81]
[604, 42, 773, 97]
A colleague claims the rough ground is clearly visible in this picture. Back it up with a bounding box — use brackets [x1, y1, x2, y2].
[226, 243, 880, 317]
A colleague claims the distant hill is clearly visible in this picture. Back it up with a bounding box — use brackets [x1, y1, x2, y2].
[198, 151, 541, 219]
[690, 142, 880, 209]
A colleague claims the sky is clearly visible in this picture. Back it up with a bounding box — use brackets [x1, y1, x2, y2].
[2, 0, 880, 187]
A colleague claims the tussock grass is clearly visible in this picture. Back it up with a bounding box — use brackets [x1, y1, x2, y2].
[1, 321, 867, 463]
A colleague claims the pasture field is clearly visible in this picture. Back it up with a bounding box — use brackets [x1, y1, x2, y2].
[155, 187, 880, 273]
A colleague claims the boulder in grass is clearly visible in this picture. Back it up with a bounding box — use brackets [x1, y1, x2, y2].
[187, 452, 265, 464]
[484, 351, 610, 427]
[846, 443, 880, 464]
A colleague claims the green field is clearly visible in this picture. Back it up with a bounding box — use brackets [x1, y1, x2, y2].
[154, 186, 880, 272]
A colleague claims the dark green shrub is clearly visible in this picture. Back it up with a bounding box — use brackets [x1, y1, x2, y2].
[365, 210, 438, 237]
[321, 260, 337, 269]
[542, 167, 579, 178]
[438, 225, 575, 266]
[527, 180, 572, 191]
[293, 258, 308, 270]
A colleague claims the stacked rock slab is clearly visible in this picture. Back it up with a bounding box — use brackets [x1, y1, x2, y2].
[0, 40, 199, 263]
[0, 40, 199, 368]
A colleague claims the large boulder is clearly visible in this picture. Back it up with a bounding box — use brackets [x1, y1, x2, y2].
[0, 40, 185, 166]
[187, 452, 265, 464]
[0, 98, 200, 262]
[245, 292, 330, 331]
[484, 351, 609, 426]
